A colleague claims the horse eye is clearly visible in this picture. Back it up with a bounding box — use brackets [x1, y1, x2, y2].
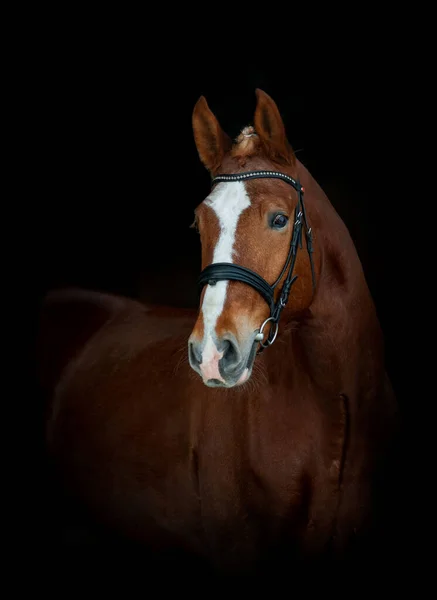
[271, 214, 289, 229]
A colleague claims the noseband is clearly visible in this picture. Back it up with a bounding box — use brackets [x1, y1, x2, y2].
[197, 170, 316, 350]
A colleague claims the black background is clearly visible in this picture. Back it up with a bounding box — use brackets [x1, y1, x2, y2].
[18, 21, 426, 580]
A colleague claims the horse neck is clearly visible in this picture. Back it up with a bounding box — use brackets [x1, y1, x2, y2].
[262, 161, 385, 397]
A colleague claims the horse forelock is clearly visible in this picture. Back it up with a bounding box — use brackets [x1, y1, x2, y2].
[231, 125, 260, 158]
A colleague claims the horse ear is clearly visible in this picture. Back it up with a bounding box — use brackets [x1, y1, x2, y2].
[254, 89, 295, 166]
[192, 96, 232, 173]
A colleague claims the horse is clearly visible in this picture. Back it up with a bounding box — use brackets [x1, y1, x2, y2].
[37, 89, 399, 581]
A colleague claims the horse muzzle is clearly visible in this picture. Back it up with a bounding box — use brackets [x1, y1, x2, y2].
[188, 331, 258, 388]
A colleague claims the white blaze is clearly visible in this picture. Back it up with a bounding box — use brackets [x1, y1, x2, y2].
[199, 181, 251, 379]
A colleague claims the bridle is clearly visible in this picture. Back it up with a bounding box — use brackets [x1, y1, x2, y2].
[197, 170, 316, 351]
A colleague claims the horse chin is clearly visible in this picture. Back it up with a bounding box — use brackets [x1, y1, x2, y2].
[204, 366, 254, 389]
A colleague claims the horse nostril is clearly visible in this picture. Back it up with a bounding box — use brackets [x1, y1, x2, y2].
[220, 338, 240, 371]
[188, 341, 202, 367]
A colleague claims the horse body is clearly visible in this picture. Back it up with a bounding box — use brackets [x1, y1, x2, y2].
[39, 91, 398, 577]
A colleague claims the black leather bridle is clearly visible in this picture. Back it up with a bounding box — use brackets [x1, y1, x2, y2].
[197, 170, 316, 350]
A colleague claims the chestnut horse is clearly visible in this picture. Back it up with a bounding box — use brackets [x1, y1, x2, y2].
[38, 90, 398, 580]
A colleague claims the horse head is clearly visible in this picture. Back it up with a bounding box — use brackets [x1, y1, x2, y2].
[188, 89, 320, 388]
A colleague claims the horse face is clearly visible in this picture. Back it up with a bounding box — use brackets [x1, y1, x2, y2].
[188, 175, 300, 387]
[188, 89, 314, 388]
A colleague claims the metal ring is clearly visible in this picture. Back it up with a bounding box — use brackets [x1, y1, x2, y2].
[258, 316, 279, 348]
